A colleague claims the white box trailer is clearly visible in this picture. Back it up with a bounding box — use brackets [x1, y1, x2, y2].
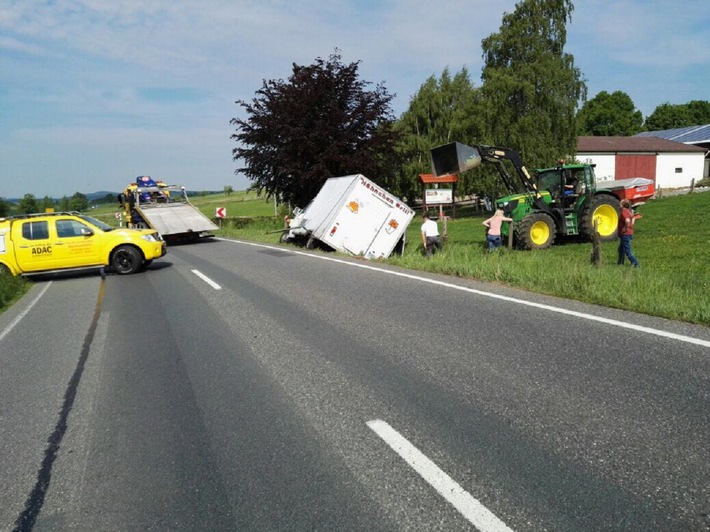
[283, 174, 415, 259]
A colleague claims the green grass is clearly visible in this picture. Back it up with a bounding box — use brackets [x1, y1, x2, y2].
[88, 190, 276, 225]
[4, 190, 709, 327]
[0, 272, 31, 312]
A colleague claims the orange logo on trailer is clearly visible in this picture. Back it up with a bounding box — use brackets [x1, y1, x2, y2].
[347, 201, 359, 214]
[385, 219, 399, 234]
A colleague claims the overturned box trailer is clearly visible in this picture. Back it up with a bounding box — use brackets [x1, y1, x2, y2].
[282, 174, 415, 259]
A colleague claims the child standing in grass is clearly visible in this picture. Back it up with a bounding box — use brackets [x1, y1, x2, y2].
[482, 209, 513, 250]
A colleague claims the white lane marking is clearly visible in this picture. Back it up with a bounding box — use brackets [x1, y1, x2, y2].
[217, 238, 710, 349]
[0, 282, 52, 343]
[368, 419, 513, 532]
[191, 269, 222, 290]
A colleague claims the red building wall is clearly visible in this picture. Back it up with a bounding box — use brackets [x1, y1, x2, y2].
[614, 154, 657, 182]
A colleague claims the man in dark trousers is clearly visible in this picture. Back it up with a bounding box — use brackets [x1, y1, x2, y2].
[421, 212, 442, 257]
[617, 199, 639, 267]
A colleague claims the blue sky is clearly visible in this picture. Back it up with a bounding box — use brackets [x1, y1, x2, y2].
[1, 0, 708, 199]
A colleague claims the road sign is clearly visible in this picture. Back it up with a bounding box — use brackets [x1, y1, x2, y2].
[425, 188, 453, 205]
[215, 207, 226, 218]
[115, 212, 122, 219]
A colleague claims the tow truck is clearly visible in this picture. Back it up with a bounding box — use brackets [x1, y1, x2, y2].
[118, 176, 218, 244]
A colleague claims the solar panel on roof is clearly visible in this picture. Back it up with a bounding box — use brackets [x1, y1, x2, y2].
[634, 124, 710, 144]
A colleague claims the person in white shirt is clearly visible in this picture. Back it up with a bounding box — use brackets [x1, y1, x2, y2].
[420, 212, 442, 257]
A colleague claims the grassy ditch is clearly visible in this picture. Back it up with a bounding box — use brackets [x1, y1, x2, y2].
[216, 191, 710, 326]
[0, 272, 31, 313]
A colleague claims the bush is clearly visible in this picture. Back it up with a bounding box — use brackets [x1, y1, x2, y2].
[0, 270, 30, 313]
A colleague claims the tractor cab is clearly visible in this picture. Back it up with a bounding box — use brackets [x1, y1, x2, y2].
[536, 163, 594, 211]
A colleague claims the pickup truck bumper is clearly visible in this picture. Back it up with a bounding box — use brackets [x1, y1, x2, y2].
[143, 240, 167, 261]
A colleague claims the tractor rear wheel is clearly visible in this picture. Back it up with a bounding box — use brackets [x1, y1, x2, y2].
[581, 195, 620, 242]
[518, 213, 556, 250]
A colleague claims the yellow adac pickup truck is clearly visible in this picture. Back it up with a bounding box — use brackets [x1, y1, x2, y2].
[0, 212, 167, 276]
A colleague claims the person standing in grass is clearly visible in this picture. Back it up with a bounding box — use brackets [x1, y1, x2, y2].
[421, 212, 442, 257]
[617, 199, 639, 267]
[482, 209, 513, 251]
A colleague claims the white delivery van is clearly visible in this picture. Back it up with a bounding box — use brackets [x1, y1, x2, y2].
[282, 174, 415, 259]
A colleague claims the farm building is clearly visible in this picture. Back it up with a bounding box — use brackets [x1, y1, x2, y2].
[577, 136, 707, 189]
[635, 124, 710, 179]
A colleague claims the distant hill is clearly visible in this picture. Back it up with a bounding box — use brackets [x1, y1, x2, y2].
[87, 191, 119, 203]
[6, 189, 222, 204]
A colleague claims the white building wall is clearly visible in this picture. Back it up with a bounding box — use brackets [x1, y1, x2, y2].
[577, 153, 617, 183]
[578, 151, 705, 188]
[655, 153, 705, 188]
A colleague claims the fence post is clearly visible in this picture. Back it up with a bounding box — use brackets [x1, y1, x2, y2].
[591, 219, 601, 266]
[507, 222, 514, 249]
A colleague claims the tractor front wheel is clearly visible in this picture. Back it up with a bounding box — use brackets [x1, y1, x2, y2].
[518, 213, 556, 250]
[581, 195, 620, 242]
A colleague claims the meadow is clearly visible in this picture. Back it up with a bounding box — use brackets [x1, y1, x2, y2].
[2, 189, 709, 326]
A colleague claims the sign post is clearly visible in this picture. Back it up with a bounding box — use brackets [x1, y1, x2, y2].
[215, 207, 226, 228]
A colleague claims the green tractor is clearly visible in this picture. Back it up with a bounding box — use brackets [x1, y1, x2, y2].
[430, 142, 650, 250]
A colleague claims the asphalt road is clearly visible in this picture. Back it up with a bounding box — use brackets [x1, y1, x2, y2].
[1, 237, 709, 531]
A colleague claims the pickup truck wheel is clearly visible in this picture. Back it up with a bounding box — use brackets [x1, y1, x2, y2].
[518, 213, 555, 250]
[306, 236, 318, 249]
[111, 245, 142, 275]
[581, 195, 620, 242]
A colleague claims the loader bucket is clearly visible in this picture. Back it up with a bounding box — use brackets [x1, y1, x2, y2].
[430, 142, 482, 177]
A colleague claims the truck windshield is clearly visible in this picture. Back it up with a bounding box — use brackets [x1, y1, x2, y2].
[79, 215, 114, 232]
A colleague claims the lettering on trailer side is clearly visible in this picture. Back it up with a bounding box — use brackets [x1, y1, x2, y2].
[360, 177, 414, 216]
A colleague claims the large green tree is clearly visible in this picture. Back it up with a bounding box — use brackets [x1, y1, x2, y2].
[17, 194, 38, 214]
[478, 0, 587, 169]
[38, 196, 56, 213]
[576, 90, 643, 136]
[645, 100, 710, 131]
[68, 192, 89, 212]
[394, 67, 482, 201]
[231, 52, 400, 208]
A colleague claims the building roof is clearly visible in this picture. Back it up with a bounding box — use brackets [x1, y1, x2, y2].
[634, 124, 710, 145]
[419, 173, 458, 184]
[577, 136, 706, 153]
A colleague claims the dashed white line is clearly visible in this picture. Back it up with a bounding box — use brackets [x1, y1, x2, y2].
[218, 238, 710, 349]
[0, 282, 52, 343]
[367, 419, 513, 532]
[191, 269, 221, 290]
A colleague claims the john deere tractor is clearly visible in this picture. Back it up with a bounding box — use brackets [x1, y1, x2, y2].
[430, 142, 626, 250]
